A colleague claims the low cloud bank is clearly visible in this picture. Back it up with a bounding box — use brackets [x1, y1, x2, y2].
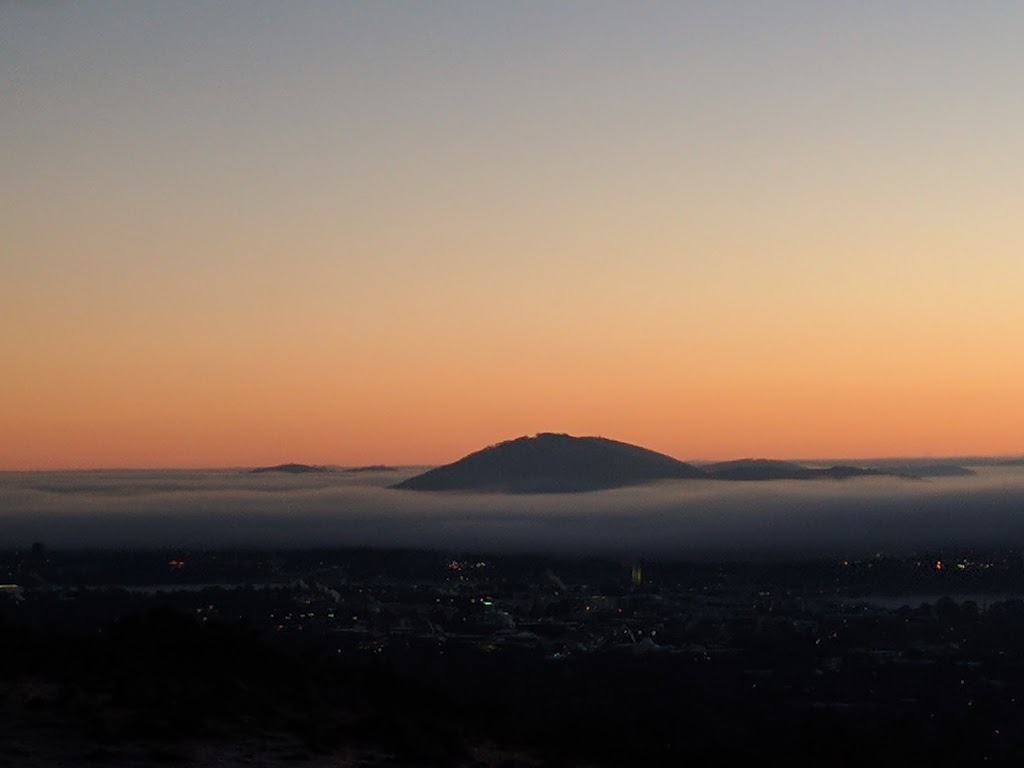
[2, 467, 1024, 557]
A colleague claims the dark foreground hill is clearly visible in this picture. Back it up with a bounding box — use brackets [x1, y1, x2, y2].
[393, 433, 705, 493]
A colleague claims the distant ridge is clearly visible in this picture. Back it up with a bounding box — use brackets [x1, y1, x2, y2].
[393, 433, 705, 493]
[703, 458, 890, 481]
[863, 460, 975, 478]
[392, 435, 919, 493]
[345, 465, 398, 473]
[250, 463, 330, 475]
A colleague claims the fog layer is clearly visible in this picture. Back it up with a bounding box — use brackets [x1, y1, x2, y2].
[2, 467, 1024, 557]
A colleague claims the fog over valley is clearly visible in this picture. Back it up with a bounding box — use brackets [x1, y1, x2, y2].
[4, 465, 1024, 557]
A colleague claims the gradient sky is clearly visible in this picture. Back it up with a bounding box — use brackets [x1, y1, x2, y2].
[3, 1, 1023, 469]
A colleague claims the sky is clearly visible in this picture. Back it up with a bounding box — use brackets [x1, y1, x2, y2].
[3, 2, 1023, 470]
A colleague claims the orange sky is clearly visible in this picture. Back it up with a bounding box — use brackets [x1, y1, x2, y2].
[3, 3, 1023, 469]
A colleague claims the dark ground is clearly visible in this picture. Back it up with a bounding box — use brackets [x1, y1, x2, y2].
[4, 547, 1024, 766]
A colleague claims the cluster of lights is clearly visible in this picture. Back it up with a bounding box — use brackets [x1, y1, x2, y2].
[447, 560, 488, 571]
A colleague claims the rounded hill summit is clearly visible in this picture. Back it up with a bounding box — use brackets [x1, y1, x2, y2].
[392, 433, 705, 494]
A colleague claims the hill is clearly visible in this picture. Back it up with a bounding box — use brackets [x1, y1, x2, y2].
[865, 459, 976, 477]
[393, 433, 705, 493]
[249, 463, 330, 474]
[704, 459, 892, 481]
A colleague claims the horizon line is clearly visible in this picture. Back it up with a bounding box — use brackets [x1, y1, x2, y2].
[4, 452, 1023, 474]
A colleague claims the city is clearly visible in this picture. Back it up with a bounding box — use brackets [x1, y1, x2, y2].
[4, 546, 1024, 765]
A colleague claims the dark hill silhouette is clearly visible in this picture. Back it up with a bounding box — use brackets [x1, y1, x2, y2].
[826, 458, 975, 478]
[899, 464, 975, 477]
[813, 465, 889, 480]
[704, 459, 892, 481]
[703, 459, 810, 481]
[345, 465, 398, 473]
[393, 433, 706, 493]
[250, 463, 330, 474]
